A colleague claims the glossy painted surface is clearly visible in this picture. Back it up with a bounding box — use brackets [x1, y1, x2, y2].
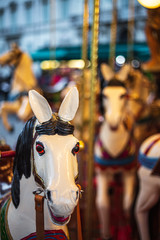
[6, 87, 80, 239]
[136, 133, 160, 240]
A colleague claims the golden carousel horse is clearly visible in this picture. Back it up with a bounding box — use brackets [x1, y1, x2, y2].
[0, 43, 39, 132]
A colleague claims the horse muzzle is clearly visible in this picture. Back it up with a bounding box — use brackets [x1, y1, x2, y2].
[46, 188, 79, 225]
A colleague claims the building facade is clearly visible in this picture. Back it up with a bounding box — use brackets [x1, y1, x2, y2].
[0, 0, 147, 61]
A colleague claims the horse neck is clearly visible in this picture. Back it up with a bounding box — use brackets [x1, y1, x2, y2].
[12, 53, 37, 91]
[100, 119, 130, 139]
[8, 174, 68, 239]
[9, 175, 37, 218]
[99, 120, 131, 156]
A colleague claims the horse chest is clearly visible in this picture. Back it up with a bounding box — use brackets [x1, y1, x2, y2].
[99, 122, 130, 157]
[94, 122, 136, 169]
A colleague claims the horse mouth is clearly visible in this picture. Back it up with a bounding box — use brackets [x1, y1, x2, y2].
[47, 203, 70, 226]
[110, 125, 118, 131]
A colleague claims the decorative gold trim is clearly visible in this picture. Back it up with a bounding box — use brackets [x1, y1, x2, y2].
[85, 0, 100, 239]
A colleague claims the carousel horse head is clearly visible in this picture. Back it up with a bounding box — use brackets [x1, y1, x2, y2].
[100, 63, 130, 130]
[0, 43, 22, 66]
[11, 87, 80, 226]
[0, 43, 37, 132]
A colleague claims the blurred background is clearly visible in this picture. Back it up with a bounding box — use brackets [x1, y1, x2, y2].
[0, 0, 149, 147]
[1, 1, 160, 240]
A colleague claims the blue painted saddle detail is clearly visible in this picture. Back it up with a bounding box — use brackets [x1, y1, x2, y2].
[95, 154, 135, 166]
[138, 152, 158, 170]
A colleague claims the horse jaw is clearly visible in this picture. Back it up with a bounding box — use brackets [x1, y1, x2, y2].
[47, 201, 71, 226]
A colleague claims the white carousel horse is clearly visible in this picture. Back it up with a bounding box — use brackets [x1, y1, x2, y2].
[95, 63, 138, 240]
[135, 133, 160, 240]
[0, 87, 81, 240]
[0, 43, 38, 132]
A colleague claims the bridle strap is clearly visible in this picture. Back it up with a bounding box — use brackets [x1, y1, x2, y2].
[32, 132, 46, 189]
[77, 184, 83, 240]
[35, 194, 45, 240]
[34, 185, 83, 240]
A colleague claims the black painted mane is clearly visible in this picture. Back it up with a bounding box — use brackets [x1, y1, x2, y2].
[12, 115, 74, 208]
[107, 79, 126, 88]
[12, 116, 36, 208]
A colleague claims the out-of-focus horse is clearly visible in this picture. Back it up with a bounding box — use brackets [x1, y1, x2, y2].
[135, 133, 160, 240]
[94, 63, 142, 240]
[0, 43, 38, 132]
[0, 87, 81, 239]
[124, 63, 154, 144]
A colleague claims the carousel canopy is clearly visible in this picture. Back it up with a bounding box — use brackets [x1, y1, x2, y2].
[31, 43, 150, 62]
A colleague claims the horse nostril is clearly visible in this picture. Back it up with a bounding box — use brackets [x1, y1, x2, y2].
[76, 190, 79, 200]
[72, 190, 79, 202]
[47, 190, 51, 201]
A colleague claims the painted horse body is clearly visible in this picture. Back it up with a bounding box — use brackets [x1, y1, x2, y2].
[135, 133, 160, 240]
[0, 87, 80, 240]
[95, 65, 138, 239]
[0, 44, 38, 131]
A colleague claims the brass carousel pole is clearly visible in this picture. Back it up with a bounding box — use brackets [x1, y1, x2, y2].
[109, 0, 117, 68]
[82, 0, 89, 68]
[79, 0, 89, 185]
[85, 0, 100, 239]
[127, 0, 135, 61]
[50, 0, 56, 60]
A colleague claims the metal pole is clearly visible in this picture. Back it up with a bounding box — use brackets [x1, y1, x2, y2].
[49, 0, 56, 60]
[109, 0, 117, 68]
[85, 0, 100, 239]
[79, 0, 89, 185]
[82, 0, 89, 67]
[127, 0, 135, 61]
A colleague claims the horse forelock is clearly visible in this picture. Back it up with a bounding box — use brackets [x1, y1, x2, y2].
[35, 114, 74, 136]
[106, 79, 126, 88]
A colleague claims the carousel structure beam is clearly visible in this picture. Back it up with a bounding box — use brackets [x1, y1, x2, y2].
[85, 0, 100, 239]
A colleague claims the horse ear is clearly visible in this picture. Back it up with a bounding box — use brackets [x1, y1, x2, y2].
[115, 64, 131, 82]
[58, 87, 79, 122]
[100, 63, 114, 82]
[29, 90, 52, 123]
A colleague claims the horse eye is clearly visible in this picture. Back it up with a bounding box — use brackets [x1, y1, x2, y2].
[36, 142, 45, 156]
[102, 94, 108, 99]
[120, 93, 127, 99]
[72, 142, 80, 156]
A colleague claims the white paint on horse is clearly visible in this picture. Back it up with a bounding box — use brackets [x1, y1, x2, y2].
[29, 89, 52, 123]
[135, 133, 160, 240]
[98, 86, 130, 157]
[6, 87, 80, 240]
[95, 64, 137, 239]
